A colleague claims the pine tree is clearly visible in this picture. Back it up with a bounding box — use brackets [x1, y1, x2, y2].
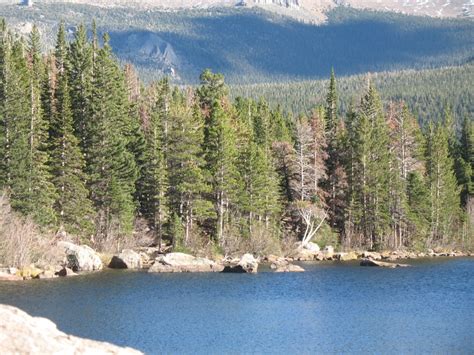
[204, 100, 241, 245]
[26, 26, 57, 225]
[49, 23, 94, 236]
[239, 140, 281, 237]
[349, 83, 391, 249]
[198, 70, 241, 246]
[68, 23, 93, 153]
[325, 68, 338, 136]
[88, 33, 138, 238]
[459, 116, 473, 208]
[292, 111, 327, 203]
[386, 102, 424, 248]
[167, 95, 213, 246]
[458, 115, 474, 240]
[234, 98, 281, 237]
[406, 171, 431, 245]
[138, 79, 170, 248]
[425, 122, 460, 246]
[3, 38, 31, 214]
[321, 69, 347, 235]
[0, 19, 8, 188]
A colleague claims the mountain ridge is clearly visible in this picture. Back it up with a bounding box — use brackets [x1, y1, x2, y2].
[2, 0, 473, 22]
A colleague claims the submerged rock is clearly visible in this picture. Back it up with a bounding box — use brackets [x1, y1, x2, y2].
[360, 259, 411, 268]
[0, 304, 142, 354]
[109, 249, 142, 269]
[222, 253, 259, 273]
[149, 252, 223, 273]
[58, 241, 103, 272]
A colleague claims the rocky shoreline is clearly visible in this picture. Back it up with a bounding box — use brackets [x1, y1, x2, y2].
[0, 240, 472, 281]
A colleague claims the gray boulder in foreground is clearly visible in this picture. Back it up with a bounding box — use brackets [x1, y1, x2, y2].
[109, 249, 143, 269]
[58, 241, 103, 272]
[148, 252, 223, 273]
[0, 304, 142, 354]
[360, 259, 411, 268]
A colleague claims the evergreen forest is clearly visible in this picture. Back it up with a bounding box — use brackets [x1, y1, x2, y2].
[0, 21, 473, 256]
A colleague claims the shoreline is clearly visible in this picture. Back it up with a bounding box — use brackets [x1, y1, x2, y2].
[1, 244, 472, 281]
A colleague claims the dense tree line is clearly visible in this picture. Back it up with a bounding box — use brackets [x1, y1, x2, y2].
[0, 22, 472, 254]
[231, 64, 474, 124]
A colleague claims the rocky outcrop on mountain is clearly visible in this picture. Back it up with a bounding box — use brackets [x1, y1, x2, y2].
[251, 0, 299, 9]
[0, 305, 142, 354]
[111, 32, 181, 79]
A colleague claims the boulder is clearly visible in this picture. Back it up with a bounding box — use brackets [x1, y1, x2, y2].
[360, 259, 411, 268]
[109, 249, 143, 269]
[58, 241, 103, 272]
[37, 271, 56, 279]
[16, 265, 43, 280]
[362, 251, 382, 260]
[270, 257, 290, 269]
[222, 253, 258, 273]
[56, 267, 77, 277]
[148, 253, 223, 273]
[274, 264, 305, 272]
[0, 267, 18, 275]
[135, 247, 162, 267]
[303, 242, 320, 252]
[292, 248, 317, 261]
[0, 305, 142, 354]
[322, 245, 335, 259]
[315, 252, 325, 261]
[264, 254, 280, 264]
[37, 267, 58, 279]
[336, 251, 358, 261]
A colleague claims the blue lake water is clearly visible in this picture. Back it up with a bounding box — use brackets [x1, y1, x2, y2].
[0, 258, 473, 354]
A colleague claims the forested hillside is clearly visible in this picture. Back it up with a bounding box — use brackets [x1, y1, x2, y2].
[0, 21, 472, 257]
[0, 4, 473, 83]
[231, 64, 474, 124]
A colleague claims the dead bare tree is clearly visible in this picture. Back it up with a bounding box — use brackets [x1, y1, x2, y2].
[296, 201, 328, 248]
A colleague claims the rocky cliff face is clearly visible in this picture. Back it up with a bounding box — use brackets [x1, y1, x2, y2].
[250, 0, 300, 9]
[0, 305, 142, 354]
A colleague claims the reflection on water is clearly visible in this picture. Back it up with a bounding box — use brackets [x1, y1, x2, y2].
[0, 258, 473, 354]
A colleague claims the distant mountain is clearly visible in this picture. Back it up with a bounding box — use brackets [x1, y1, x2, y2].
[2, 0, 472, 22]
[0, 3, 473, 83]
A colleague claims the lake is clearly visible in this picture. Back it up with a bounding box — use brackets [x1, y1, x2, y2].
[0, 258, 473, 354]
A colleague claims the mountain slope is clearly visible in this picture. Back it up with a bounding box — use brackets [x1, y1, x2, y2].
[4, 0, 473, 21]
[1, 4, 473, 83]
